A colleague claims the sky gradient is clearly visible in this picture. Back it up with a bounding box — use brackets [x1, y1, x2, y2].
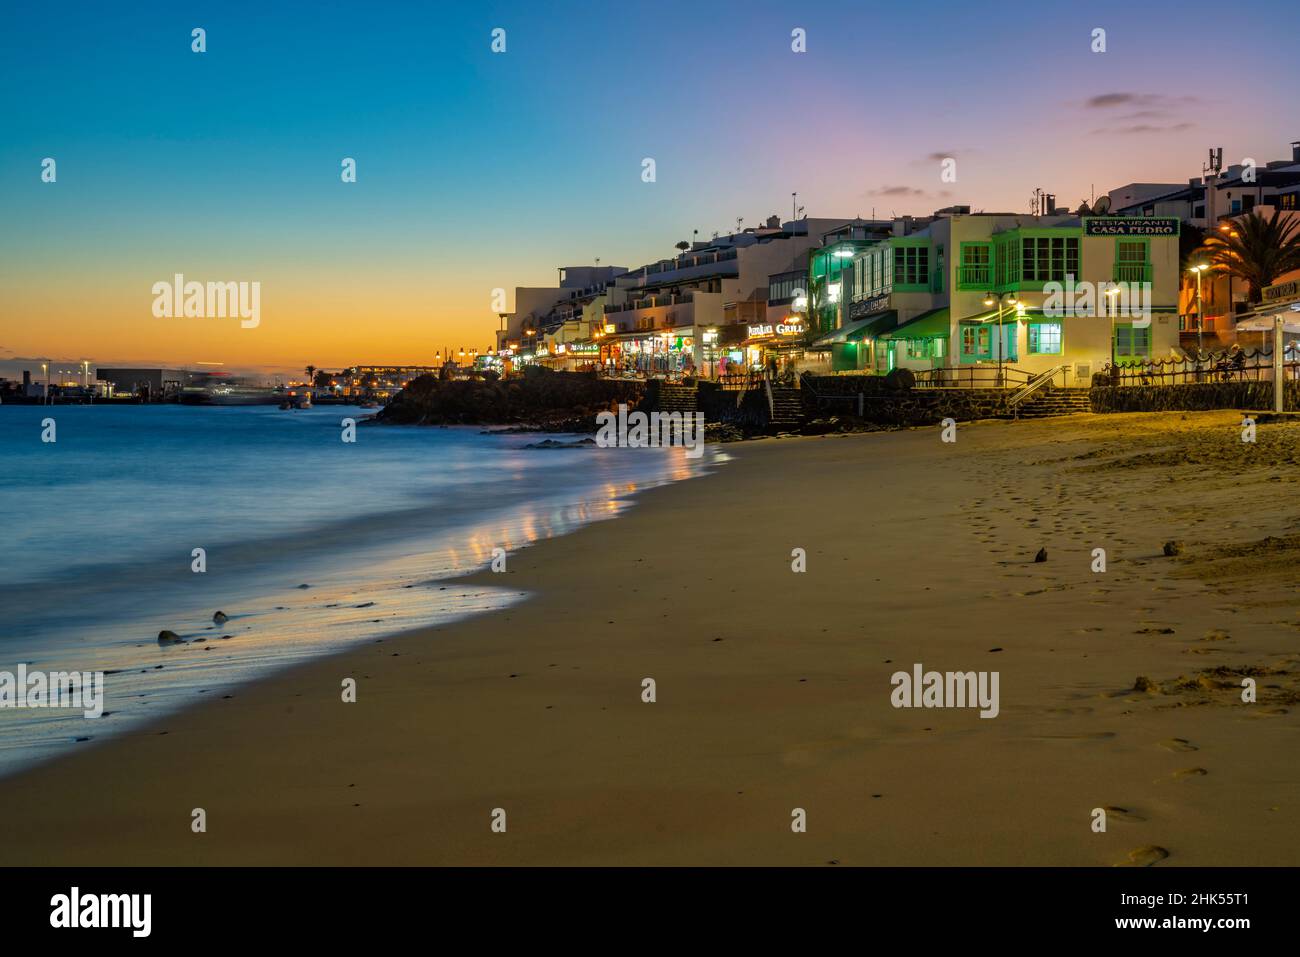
[2, 0, 1298, 375]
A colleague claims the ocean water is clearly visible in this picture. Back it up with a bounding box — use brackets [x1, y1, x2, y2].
[0, 404, 720, 774]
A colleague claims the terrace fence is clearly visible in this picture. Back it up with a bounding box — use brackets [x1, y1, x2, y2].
[1104, 348, 1300, 386]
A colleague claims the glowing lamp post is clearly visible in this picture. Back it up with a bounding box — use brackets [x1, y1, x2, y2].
[982, 292, 1018, 388]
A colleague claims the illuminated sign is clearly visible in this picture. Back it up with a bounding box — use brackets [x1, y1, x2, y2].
[1083, 217, 1180, 236]
[1263, 280, 1300, 303]
[747, 321, 805, 338]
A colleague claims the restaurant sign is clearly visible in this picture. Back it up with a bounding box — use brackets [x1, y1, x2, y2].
[1083, 217, 1180, 236]
[747, 321, 805, 338]
[851, 294, 892, 318]
[1263, 280, 1300, 303]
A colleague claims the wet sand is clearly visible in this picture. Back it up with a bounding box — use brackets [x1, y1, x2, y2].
[1, 410, 1297, 866]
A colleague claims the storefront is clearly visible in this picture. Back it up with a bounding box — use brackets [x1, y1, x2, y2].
[603, 331, 697, 377]
[741, 317, 811, 374]
[878, 308, 950, 374]
[700, 324, 749, 378]
[810, 312, 897, 372]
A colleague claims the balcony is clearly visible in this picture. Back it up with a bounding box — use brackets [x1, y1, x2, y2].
[958, 264, 992, 288]
[1114, 262, 1153, 283]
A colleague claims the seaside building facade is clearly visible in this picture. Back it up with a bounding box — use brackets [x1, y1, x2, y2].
[814, 210, 1181, 383]
[594, 216, 860, 378]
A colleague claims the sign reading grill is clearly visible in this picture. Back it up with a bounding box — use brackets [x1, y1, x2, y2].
[1083, 217, 1180, 236]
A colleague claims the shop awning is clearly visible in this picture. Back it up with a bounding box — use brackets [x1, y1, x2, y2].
[1234, 302, 1300, 333]
[808, 312, 897, 350]
[880, 307, 949, 340]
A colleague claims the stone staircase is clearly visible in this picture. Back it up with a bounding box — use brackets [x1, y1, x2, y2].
[769, 387, 804, 431]
[654, 383, 698, 413]
[1015, 387, 1093, 419]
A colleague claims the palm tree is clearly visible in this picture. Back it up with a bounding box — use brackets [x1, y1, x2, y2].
[1201, 209, 1300, 304]
[304, 365, 316, 389]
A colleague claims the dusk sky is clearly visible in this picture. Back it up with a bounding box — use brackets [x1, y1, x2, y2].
[2, 0, 1298, 373]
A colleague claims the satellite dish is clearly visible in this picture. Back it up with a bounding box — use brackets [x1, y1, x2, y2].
[1092, 196, 1112, 214]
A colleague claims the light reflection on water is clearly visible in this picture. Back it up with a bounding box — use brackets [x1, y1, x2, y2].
[0, 405, 724, 774]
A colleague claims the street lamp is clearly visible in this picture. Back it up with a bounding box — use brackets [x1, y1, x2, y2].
[1105, 286, 1122, 378]
[1189, 264, 1208, 354]
[982, 292, 1018, 387]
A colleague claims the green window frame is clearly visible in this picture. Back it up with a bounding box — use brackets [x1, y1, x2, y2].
[959, 242, 992, 288]
[1028, 322, 1063, 355]
[960, 325, 992, 360]
[1021, 236, 1079, 282]
[893, 244, 930, 289]
[904, 337, 946, 360]
[1114, 323, 1151, 360]
[1114, 238, 1151, 283]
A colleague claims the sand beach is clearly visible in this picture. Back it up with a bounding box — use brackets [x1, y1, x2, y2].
[1, 411, 1296, 866]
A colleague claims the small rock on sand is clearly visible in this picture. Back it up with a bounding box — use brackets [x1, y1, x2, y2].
[1163, 540, 1183, 556]
[213, 611, 228, 624]
[157, 630, 183, 644]
[1034, 548, 1048, 563]
[1133, 675, 1159, 692]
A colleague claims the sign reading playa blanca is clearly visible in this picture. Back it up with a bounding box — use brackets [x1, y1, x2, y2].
[152, 273, 261, 328]
[595, 403, 706, 459]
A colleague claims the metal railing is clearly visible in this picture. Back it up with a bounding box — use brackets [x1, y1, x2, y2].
[1102, 349, 1300, 386]
[1113, 262, 1153, 283]
[912, 365, 1036, 389]
[717, 370, 765, 391]
[1008, 365, 1068, 414]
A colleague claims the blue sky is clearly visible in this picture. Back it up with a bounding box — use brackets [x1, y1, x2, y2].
[2, 0, 1297, 369]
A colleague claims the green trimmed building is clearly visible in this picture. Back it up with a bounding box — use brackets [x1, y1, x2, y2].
[815, 211, 1181, 383]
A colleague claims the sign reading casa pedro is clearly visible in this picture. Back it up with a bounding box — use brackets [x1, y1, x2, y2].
[1083, 216, 1180, 236]
[748, 320, 805, 338]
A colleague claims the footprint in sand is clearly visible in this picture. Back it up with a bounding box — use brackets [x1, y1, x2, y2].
[1172, 767, 1208, 779]
[1120, 845, 1170, 867]
[1103, 805, 1147, 823]
[1159, 738, 1198, 752]
[1202, 629, 1231, 641]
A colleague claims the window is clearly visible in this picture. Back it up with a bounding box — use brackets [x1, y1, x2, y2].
[893, 245, 930, 286]
[1115, 239, 1150, 283]
[1020, 236, 1079, 282]
[960, 325, 992, 359]
[959, 243, 992, 287]
[905, 337, 946, 359]
[1114, 323, 1151, 359]
[1028, 322, 1062, 354]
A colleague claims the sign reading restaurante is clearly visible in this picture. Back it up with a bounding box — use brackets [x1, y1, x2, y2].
[1082, 216, 1180, 236]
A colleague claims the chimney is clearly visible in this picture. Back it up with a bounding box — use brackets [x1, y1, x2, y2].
[1292, 141, 1300, 163]
[23, 370, 31, 387]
